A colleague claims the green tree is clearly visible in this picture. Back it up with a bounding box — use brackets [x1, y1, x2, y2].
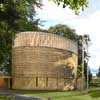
[48, 24, 78, 40]
[0, 0, 42, 74]
[0, 0, 42, 31]
[96, 66, 100, 78]
[77, 35, 92, 84]
[77, 64, 82, 77]
[51, 0, 88, 14]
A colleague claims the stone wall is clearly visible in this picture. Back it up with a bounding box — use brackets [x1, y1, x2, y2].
[12, 32, 78, 90]
[12, 46, 77, 90]
[13, 32, 77, 54]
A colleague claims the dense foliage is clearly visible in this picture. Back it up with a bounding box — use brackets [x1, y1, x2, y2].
[96, 67, 100, 78]
[0, 0, 42, 74]
[78, 35, 92, 83]
[52, 0, 88, 14]
[48, 24, 78, 40]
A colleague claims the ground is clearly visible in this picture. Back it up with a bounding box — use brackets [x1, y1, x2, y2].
[0, 89, 42, 100]
[0, 87, 100, 100]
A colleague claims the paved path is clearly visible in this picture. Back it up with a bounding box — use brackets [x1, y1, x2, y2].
[0, 89, 44, 100]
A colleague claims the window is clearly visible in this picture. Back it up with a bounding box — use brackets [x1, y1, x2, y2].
[36, 77, 38, 87]
[46, 77, 48, 87]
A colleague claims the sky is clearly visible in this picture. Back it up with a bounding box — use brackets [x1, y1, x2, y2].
[36, 0, 100, 76]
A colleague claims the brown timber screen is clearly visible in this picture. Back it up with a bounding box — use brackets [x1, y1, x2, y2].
[12, 32, 78, 90]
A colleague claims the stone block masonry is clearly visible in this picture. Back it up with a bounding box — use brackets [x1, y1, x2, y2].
[12, 32, 78, 90]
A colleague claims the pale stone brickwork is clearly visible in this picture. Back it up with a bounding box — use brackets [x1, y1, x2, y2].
[12, 32, 78, 90]
[13, 32, 77, 54]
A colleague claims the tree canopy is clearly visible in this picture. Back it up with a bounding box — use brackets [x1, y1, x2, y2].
[96, 66, 100, 78]
[51, 0, 88, 14]
[0, 0, 42, 74]
[48, 24, 78, 40]
[0, 0, 42, 32]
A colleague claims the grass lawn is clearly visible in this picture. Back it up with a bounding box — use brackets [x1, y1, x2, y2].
[9, 87, 100, 100]
[0, 95, 15, 100]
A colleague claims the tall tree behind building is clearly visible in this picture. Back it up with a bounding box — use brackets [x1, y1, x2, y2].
[96, 66, 100, 78]
[77, 35, 92, 84]
[0, 0, 42, 74]
[48, 24, 78, 40]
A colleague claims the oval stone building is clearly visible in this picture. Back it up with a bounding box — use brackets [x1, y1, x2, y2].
[12, 31, 78, 90]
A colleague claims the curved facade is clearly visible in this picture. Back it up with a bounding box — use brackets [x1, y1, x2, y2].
[12, 31, 78, 90]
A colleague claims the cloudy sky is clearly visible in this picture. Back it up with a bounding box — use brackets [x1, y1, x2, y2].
[36, 0, 100, 76]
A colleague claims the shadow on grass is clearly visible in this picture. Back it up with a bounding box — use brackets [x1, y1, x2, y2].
[10, 89, 80, 95]
[10, 89, 66, 94]
[48, 94, 81, 99]
[89, 88, 100, 98]
[10, 89, 82, 98]
[9, 88, 100, 99]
